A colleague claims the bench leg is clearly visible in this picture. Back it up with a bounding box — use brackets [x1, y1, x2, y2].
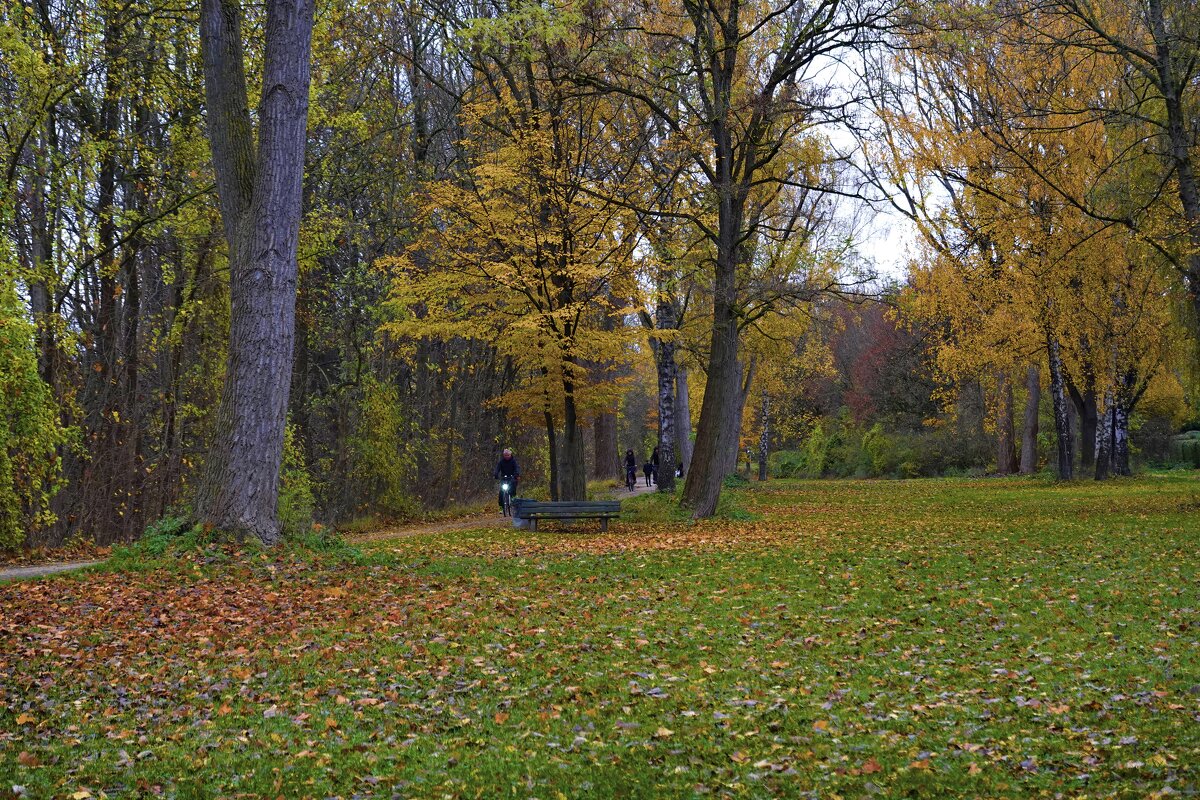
[531, 518, 537, 532]
[601, 518, 608, 532]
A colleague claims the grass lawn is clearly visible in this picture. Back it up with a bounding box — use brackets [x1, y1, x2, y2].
[2, 475, 1199, 798]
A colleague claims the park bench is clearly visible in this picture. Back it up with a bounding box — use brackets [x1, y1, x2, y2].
[512, 499, 622, 532]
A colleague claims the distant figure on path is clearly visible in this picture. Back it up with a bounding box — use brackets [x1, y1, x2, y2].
[643, 458, 654, 487]
[651, 446, 661, 484]
[494, 448, 520, 511]
[624, 449, 638, 491]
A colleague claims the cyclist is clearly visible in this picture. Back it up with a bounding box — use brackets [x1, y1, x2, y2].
[494, 448, 521, 512]
[624, 449, 638, 491]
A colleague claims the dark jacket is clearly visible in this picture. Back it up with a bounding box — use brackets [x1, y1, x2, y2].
[494, 456, 520, 479]
[624, 452, 637, 471]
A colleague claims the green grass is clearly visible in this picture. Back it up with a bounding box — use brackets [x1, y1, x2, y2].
[2, 475, 1198, 797]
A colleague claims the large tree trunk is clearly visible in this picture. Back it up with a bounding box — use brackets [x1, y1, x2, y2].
[675, 366, 692, 476]
[652, 296, 677, 493]
[1047, 335, 1074, 480]
[995, 371, 1017, 475]
[559, 372, 587, 501]
[195, 0, 315, 544]
[682, 280, 740, 516]
[592, 408, 618, 481]
[1019, 365, 1039, 475]
[719, 357, 756, 478]
[1068, 385, 1097, 472]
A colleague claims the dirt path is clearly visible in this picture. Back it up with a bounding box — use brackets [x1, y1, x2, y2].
[0, 560, 104, 583]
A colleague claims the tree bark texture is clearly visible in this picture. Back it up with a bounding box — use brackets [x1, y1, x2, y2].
[682, 237, 742, 517]
[196, 0, 315, 544]
[757, 392, 769, 482]
[1069, 386, 1097, 472]
[719, 357, 757, 479]
[653, 296, 677, 493]
[592, 408, 618, 481]
[1095, 394, 1113, 481]
[675, 367, 692, 476]
[1112, 402, 1131, 476]
[1019, 365, 1039, 475]
[1047, 335, 1074, 480]
[559, 370, 587, 501]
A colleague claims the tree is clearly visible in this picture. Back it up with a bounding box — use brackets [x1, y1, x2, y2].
[195, 0, 316, 543]
[386, 71, 642, 501]
[578, 0, 888, 517]
[872, 0, 1186, 480]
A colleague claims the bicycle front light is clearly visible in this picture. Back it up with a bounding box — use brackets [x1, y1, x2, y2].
[502, 483, 510, 492]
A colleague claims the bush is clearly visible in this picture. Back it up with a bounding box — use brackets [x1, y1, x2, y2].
[0, 267, 71, 551]
[135, 515, 197, 556]
[1169, 436, 1200, 469]
[772, 412, 993, 480]
[770, 450, 806, 479]
[346, 377, 421, 519]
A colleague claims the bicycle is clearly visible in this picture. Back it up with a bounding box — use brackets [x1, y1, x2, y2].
[625, 466, 637, 492]
[498, 477, 518, 516]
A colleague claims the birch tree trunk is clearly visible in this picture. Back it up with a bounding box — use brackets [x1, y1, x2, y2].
[1019, 365, 1039, 475]
[757, 393, 769, 482]
[652, 296, 676, 493]
[675, 367, 692, 476]
[1113, 402, 1131, 476]
[195, 0, 315, 544]
[1095, 395, 1113, 480]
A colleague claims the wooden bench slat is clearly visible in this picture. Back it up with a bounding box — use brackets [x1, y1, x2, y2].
[512, 499, 622, 532]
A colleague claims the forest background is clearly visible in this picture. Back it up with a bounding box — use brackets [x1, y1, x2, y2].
[1, 0, 1198, 550]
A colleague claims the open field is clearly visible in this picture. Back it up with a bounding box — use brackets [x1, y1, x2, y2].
[3, 475, 1199, 798]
